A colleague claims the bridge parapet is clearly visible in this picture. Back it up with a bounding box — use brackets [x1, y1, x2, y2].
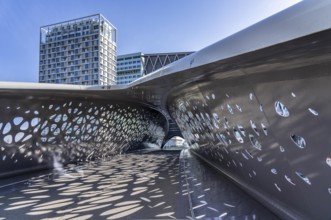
[0, 96, 166, 178]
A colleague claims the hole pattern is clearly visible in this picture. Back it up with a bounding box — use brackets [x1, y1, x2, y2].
[233, 129, 244, 143]
[249, 134, 262, 151]
[295, 171, 311, 185]
[291, 134, 306, 149]
[0, 100, 166, 174]
[326, 157, 331, 167]
[168, 86, 326, 217]
[275, 101, 290, 117]
[308, 108, 318, 116]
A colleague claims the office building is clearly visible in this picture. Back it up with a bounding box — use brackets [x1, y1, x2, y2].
[39, 14, 117, 85]
[117, 53, 144, 85]
[117, 52, 193, 85]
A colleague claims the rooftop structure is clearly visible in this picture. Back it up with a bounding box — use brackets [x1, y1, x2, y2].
[142, 52, 193, 75]
[117, 52, 193, 85]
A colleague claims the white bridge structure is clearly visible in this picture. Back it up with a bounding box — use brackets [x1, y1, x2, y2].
[1, 1, 331, 219]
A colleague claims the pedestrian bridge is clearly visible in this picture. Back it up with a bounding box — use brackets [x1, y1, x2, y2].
[1, 1, 331, 219]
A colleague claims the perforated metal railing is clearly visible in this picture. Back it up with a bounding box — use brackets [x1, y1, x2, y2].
[0, 98, 167, 177]
[2, 1, 331, 219]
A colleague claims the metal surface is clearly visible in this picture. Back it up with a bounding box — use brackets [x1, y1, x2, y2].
[0, 151, 191, 219]
[0, 97, 167, 178]
[1, 0, 331, 219]
[167, 28, 331, 220]
[0, 150, 278, 219]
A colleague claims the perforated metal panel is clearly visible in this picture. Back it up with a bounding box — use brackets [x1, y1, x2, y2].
[2, 1, 331, 219]
[0, 97, 167, 177]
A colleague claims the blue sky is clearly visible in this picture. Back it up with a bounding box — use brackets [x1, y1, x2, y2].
[0, 0, 300, 83]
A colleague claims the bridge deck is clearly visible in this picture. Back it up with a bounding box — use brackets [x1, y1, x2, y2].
[0, 150, 277, 219]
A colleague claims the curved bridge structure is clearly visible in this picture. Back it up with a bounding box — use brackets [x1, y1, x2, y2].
[1, 1, 331, 219]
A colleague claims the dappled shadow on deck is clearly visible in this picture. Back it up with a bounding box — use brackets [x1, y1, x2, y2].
[0, 151, 189, 219]
[0, 150, 277, 219]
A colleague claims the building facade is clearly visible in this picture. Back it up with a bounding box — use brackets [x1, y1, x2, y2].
[117, 53, 144, 85]
[117, 52, 193, 85]
[39, 14, 117, 85]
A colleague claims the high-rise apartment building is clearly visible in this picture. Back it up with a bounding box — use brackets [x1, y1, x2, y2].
[39, 14, 117, 85]
[117, 52, 193, 85]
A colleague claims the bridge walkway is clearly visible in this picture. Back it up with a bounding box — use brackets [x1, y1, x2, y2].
[0, 150, 278, 219]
